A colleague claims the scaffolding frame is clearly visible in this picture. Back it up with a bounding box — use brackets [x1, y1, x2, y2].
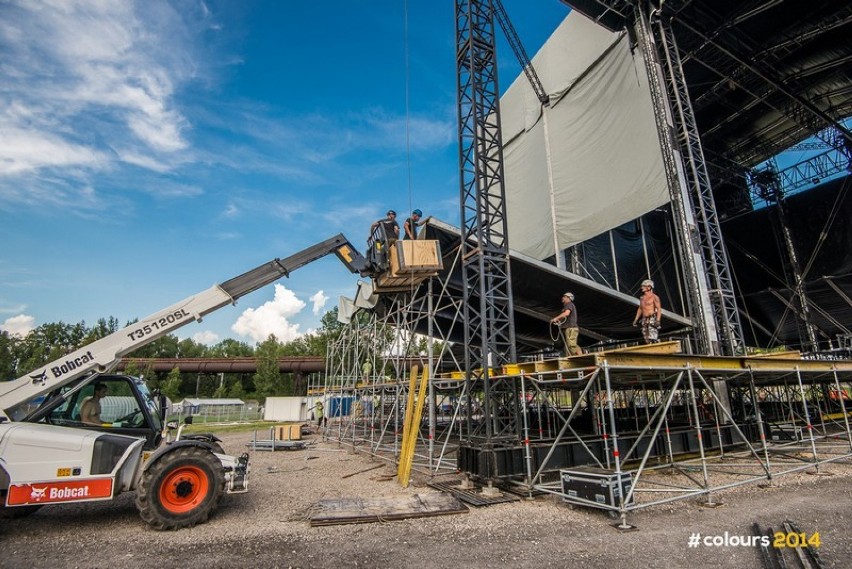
[318, 327, 852, 522]
[516, 355, 852, 528]
[318, 276, 470, 479]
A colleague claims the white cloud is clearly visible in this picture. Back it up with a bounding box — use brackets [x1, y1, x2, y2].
[0, 301, 28, 315]
[231, 284, 306, 343]
[309, 290, 328, 315]
[1, 314, 35, 337]
[127, 111, 189, 153]
[0, 0, 195, 180]
[115, 149, 173, 173]
[271, 200, 311, 221]
[147, 182, 204, 199]
[192, 330, 220, 345]
[0, 126, 105, 175]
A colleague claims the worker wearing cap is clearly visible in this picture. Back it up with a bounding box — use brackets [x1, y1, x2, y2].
[632, 279, 662, 343]
[551, 292, 582, 356]
[368, 210, 401, 271]
[370, 209, 400, 242]
[403, 208, 426, 240]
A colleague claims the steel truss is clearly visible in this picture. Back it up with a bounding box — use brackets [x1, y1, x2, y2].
[455, 0, 520, 456]
[319, 274, 470, 479]
[634, 2, 745, 356]
[751, 146, 852, 205]
[766, 189, 822, 353]
[311, 1, 852, 516]
[514, 359, 852, 528]
[319, 325, 852, 523]
[319, 237, 535, 479]
[672, 3, 852, 170]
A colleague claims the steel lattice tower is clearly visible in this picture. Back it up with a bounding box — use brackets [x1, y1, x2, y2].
[635, 1, 745, 356]
[455, 0, 521, 453]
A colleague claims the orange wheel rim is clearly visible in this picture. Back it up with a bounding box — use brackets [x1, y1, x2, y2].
[159, 465, 209, 514]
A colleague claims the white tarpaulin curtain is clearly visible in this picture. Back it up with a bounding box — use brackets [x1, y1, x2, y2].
[502, 12, 668, 261]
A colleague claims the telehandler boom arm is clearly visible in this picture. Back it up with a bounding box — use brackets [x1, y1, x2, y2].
[0, 234, 371, 419]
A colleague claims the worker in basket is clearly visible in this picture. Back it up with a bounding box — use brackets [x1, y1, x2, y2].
[368, 209, 400, 271]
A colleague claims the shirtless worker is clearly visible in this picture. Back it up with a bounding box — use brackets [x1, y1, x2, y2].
[80, 383, 108, 425]
[632, 279, 662, 344]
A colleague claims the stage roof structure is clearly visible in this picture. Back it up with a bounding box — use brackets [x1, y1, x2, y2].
[399, 219, 691, 354]
[723, 176, 852, 348]
[490, 1, 852, 353]
[559, 0, 852, 178]
[500, 11, 668, 259]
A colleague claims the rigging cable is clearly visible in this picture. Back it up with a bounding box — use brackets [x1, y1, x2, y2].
[404, 0, 414, 227]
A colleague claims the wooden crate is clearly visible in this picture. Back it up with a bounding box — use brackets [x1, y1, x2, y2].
[373, 272, 434, 292]
[389, 240, 442, 275]
[274, 424, 302, 441]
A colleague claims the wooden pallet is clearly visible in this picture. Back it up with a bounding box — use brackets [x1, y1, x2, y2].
[309, 492, 468, 526]
[427, 481, 521, 507]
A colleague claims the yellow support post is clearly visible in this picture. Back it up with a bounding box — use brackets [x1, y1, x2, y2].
[397, 366, 419, 483]
[398, 366, 430, 488]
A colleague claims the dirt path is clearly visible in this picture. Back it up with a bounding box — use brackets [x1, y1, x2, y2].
[2, 431, 850, 569]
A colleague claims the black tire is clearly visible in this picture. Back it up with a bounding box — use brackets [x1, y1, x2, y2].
[135, 446, 225, 530]
[183, 434, 225, 455]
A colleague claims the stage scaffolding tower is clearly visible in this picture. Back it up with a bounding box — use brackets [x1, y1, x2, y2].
[634, 1, 745, 356]
[321, 281, 468, 479]
[455, 0, 522, 474]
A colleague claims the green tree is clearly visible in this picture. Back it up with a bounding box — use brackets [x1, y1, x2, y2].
[177, 337, 207, 358]
[228, 377, 246, 399]
[209, 338, 254, 358]
[319, 307, 344, 336]
[121, 359, 156, 385]
[123, 359, 143, 378]
[83, 317, 120, 343]
[133, 333, 180, 358]
[16, 321, 88, 375]
[293, 306, 351, 357]
[253, 335, 285, 400]
[161, 367, 183, 402]
[0, 330, 18, 379]
[280, 336, 311, 356]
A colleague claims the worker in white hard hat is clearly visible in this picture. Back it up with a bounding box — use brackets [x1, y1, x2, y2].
[551, 292, 582, 356]
[632, 279, 662, 343]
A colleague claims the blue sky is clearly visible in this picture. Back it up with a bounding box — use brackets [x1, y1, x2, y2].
[0, 0, 569, 346]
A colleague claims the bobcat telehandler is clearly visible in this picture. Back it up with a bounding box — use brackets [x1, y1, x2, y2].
[0, 235, 375, 529]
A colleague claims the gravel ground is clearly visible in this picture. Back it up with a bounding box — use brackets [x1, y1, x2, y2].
[2, 429, 851, 569]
